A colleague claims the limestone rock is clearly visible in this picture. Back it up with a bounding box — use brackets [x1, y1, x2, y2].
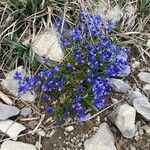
[0, 102, 20, 120]
[31, 29, 64, 62]
[109, 78, 131, 93]
[128, 90, 144, 105]
[0, 140, 36, 150]
[143, 84, 150, 95]
[106, 5, 123, 22]
[20, 107, 32, 116]
[108, 104, 136, 138]
[65, 126, 74, 132]
[0, 120, 26, 140]
[1, 66, 36, 102]
[133, 96, 150, 121]
[84, 122, 116, 150]
[137, 72, 150, 84]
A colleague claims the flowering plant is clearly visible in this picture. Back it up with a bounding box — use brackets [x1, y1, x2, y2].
[14, 10, 129, 121]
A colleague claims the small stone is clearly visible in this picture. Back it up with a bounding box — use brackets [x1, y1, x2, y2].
[108, 104, 136, 138]
[133, 96, 150, 121]
[37, 128, 46, 137]
[65, 126, 74, 132]
[128, 90, 144, 105]
[0, 102, 20, 120]
[106, 5, 123, 22]
[143, 84, 150, 95]
[109, 78, 131, 93]
[139, 129, 144, 136]
[84, 122, 116, 150]
[111, 98, 118, 104]
[31, 29, 64, 62]
[27, 120, 38, 129]
[20, 107, 32, 116]
[132, 61, 140, 69]
[0, 120, 26, 140]
[1, 66, 36, 102]
[137, 72, 150, 84]
[1, 140, 36, 150]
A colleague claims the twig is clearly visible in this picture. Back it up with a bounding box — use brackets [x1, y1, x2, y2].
[0, 91, 14, 105]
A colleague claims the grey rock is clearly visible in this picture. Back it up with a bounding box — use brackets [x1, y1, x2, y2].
[0, 120, 26, 140]
[128, 90, 144, 105]
[143, 84, 150, 95]
[108, 104, 136, 138]
[106, 5, 123, 22]
[137, 72, 150, 84]
[31, 29, 64, 62]
[20, 107, 32, 116]
[37, 128, 46, 137]
[1, 66, 36, 102]
[133, 96, 150, 121]
[1, 140, 36, 150]
[109, 78, 131, 93]
[84, 122, 116, 150]
[0, 102, 20, 120]
[65, 126, 74, 132]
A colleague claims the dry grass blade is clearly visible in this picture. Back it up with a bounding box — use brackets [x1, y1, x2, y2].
[0, 91, 14, 105]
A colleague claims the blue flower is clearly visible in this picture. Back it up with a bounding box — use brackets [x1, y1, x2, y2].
[14, 71, 22, 80]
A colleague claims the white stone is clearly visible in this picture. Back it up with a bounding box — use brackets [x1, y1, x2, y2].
[109, 78, 131, 93]
[143, 84, 150, 95]
[94, 1, 108, 18]
[132, 61, 140, 69]
[108, 104, 136, 138]
[65, 126, 74, 132]
[37, 128, 46, 137]
[128, 90, 144, 105]
[0, 102, 20, 120]
[0, 140, 36, 150]
[0, 120, 26, 140]
[133, 96, 150, 121]
[20, 107, 32, 116]
[1, 66, 36, 102]
[106, 5, 123, 22]
[31, 29, 64, 62]
[137, 72, 150, 84]
[146, 39, 150, 48]
[84, 122, 116, 150]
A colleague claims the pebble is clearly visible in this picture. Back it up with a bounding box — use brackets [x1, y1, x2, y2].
[1, 140, 36, 150]
[137, 72, 150, 84]
[143, 84, 150, 95]
[20, 107, 32, 116]
[0, 102, 20, 120]
[65, 126, 74, 132]
[108, 104, 136, 138]
[133, 96, 150, 121]
[84, 122, 116, 150]
[0, 120, 26, 140]
[37, 128, 46, 137]
[109, 78, 131, 93]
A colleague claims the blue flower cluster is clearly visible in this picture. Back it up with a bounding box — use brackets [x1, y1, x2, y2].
[15, 10, 129, 121]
